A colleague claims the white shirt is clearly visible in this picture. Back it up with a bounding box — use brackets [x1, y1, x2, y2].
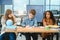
[1, 16, 6, 35]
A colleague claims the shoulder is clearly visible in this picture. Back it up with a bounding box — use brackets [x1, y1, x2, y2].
[1, 16, 5, 19]
[42, 18, 46, 21]
[2, 16, 5, 18]
[33, 18, 37, 21]
[12, 15, 16, 18]
[50, 19, 53, 22]
[11, 14, 16, 19]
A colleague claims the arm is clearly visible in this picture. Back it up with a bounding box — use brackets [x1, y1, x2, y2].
[1, 16, 6, 25]
[42, 19, 47, 26]
[1, 16, 6, 34]
[42, 19, 53, 26]
[12, 14, 17, 26]
[48, 19, 57, 26]
[54, 22, 57, 26]
[13, 17, 16, 26]
[33, 19, 37, 27]
[21, 19, 26, 27]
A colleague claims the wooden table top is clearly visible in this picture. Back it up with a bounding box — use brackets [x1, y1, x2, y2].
[5, 26, 59, 33]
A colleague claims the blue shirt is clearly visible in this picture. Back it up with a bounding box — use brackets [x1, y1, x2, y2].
[21, 17, 37, 27]
[6, 20, 16, 29]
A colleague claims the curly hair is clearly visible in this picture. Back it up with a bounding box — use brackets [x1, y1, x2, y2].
[43, 10, 56, 25]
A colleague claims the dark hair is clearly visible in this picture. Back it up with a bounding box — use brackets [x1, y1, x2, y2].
[29, 9, 36, 16]
[43, 10, 56, 24]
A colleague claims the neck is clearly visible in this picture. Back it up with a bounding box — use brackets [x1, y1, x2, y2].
[46, 18, 50, 20]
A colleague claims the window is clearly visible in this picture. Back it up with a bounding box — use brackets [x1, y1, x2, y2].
[46, 6, 50, 10]
[50, 0, 60, 5]
[50, 6, 60, 10]
[0, 5, 4, 14]
[46, 0, 60, 11]
[30, 0, 44, 5]
[0, 5, 2, 14]
[46, 0, 49, 5]
[13, 0, 29, 11]
[5, 5, 13, 12]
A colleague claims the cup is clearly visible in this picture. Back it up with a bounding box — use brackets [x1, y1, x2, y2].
[45, 26, 49, 30]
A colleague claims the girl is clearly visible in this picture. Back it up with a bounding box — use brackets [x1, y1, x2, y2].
[42, 11, 57, 40]
[0, 9, 16, 40]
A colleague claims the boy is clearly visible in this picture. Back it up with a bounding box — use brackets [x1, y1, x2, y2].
[21, 9, 38, 40]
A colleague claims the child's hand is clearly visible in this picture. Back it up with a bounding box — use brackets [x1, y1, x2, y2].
[26, 25, 30, 28]
[32, 26, 35, 28]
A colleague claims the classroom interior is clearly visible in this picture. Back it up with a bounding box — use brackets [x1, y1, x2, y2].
[0, 0, 60, 40]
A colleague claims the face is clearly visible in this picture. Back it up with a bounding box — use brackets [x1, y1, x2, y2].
[46, 12, 50, 19]
[28, 13, 34, 19]
[8, 14, 13, 18]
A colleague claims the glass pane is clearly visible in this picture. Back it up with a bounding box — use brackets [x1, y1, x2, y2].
[50, 6, 60, 11]
[30, 0, 44, 5]
[14, 0, 29, 11]
[46, 0, 49, 5]
[0, 5, 1, 14]
[5, 5, 13, 12]
[51, 0, 60, 5]
[46, 6, 49, 11]
[0, 5, 5, 14]
[2, 0, 12, 5]
[27, 5, 45, 22]
[1, 5, 4, 14]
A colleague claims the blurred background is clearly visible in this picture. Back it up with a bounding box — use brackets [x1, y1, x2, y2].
[0, 0, 60, 40]
[0, 0, 60, 32]
[0, 0, 60, 25]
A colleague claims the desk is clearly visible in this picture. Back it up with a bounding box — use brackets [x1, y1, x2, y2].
[5, 26, 59, 35]
[5, 26, 59, 40]
[17, 27, 59, 33]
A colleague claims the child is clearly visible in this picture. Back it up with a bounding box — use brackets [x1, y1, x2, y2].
[42, 11, 57, 40]
[21, 9, 38, 40]
[0, 9, 16, 40]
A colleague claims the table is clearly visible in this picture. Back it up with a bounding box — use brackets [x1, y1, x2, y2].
[5, 26, 59, 40]
[5, 26, 59, 35]
[17, 27, 59, 33]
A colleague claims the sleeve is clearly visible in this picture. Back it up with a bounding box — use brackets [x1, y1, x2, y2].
[1, 16, 6, 34]
[21, 19, 26, 27]
[1, 16, 6, 25]
[42, 19, 47, 26]
[34, 19, 38, 27]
